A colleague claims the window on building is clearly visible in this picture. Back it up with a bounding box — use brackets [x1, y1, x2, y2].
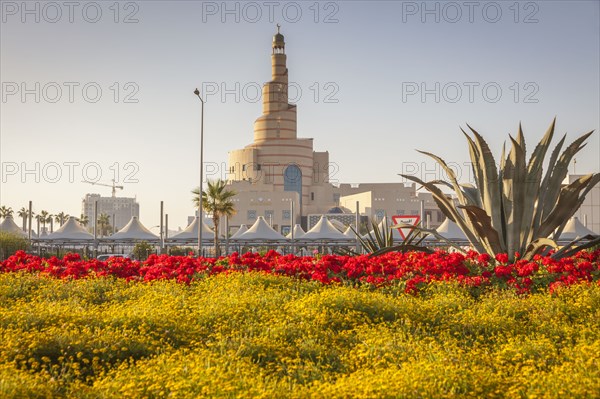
[311, 192, 315, 201]
[247, 210, 256, 221]
[265, 210, 274, 219]
[396, 210, 405, 215]
[256, 164, 261, 171]
[284, 164, 302, 208]
[282, 210, 291, 220]
[242, 164, 246, 172]
[375, 209, 385, 220]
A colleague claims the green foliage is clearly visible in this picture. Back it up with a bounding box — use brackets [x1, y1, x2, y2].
[169, 246, 194, 256]
[0, 232, 29, 260]
[400, 119, 599, 261]
[132, 241, 154, 260]
[192, 179, 237, 257]
[0, 273, 598, 398]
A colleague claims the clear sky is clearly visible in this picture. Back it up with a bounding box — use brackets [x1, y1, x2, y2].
[1, 0, 599, 231]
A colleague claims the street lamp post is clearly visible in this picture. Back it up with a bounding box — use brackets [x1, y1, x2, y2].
[194, 88, 205, 257]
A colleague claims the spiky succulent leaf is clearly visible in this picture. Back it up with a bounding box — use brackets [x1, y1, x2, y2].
[537, 173, 600, 238]
[540, 131, 594, 222]
[522, 238, 558, 261]
[458, 205, 503, 255]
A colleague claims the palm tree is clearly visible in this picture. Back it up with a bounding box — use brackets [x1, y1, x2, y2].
[17, 207, 31, 231]
[77, 214, 89, 227]
[39, 210, 49, 234]
[0, 206, 13, 219]
[46, 213, 54, 233]
[97, 214, 112, 237]
[192, 179, 236, 257]
[54, 212, 70, 226]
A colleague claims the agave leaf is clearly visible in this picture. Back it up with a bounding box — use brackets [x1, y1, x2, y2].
[540, 131, 594, 223]
[522, 238, 558, 261]
[458, 205, 503, 256]
[416, 149, 483, 245]
[399, 174, 485, 252]
[536, 174, 598, 238]
[430, 180, 481, 207]
[551, 235, 600, 259]
[516, 122, 526, 155]
[460, 184, 482, 207]
[503, 135, 527, 257]
[522, 119, 556, 244]
[417, 150, 469, 207]
[466, 124, 505, 247]
[461, 127, 483, 194]
[508, 137, 535, 253]
[400, 174, 459, 223]
[534, 133, 566, 228]
[553, 174, 600, 240]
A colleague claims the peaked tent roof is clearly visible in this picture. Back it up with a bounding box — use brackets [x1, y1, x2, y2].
[286, 224, 306, 239]
[433, 218, 467, 240]
[558, 217, 598, 241]
[229, 224, 248, 240]
[0, 216, 27, 237]
[39, 217, 93, 241]
[234, 217, 287, 241]
[303, 216, 352, 241]
[343, 225, 356, 238]
[105, 216, 159, 241]
[170, 217, 215, 241]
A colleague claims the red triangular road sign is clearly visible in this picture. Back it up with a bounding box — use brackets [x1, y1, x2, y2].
[392, 215, 421, 240]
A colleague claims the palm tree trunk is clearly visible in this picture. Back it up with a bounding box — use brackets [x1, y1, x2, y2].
[213, 215, 220, 257]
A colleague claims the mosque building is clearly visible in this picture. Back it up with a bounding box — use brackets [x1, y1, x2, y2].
[225, 28, 445, 235]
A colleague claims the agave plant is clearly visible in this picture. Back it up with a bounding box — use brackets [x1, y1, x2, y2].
[342, 217, 432, 256]
[397, 119, 599, 261]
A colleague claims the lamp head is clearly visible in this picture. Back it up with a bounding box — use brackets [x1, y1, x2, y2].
[194, 88, 200, 96]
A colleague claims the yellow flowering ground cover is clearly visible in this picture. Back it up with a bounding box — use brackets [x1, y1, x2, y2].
[0, 272, 598, 398]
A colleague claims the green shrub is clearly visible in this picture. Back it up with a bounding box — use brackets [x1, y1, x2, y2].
[0, 232, 29, 260]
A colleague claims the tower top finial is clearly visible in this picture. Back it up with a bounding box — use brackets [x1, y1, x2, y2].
[273, 24, 285, 49]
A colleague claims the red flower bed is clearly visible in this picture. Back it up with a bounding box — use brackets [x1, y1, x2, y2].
[2, 249, 599, 294]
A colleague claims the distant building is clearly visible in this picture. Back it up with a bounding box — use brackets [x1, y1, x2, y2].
[82, 194, 139, 232]
[224, 28, 443, 234]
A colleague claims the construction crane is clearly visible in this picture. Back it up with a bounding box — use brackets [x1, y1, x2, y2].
[82, 179, 124, 197]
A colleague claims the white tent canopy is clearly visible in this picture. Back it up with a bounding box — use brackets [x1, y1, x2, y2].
[39, 217, 93, 242]
[229, 224, 248, 240]
[558, 217, 598, 241]
[431, 218, 468, 241]
[234, 217, 287, 242]
[169, 217, 215, 242]
[343, 225, 357, 238]
[302, 216, 352, 241]
[286, 224, 306, 239]
[0, 216, 27, 237]
[104, 216, 159, 242]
